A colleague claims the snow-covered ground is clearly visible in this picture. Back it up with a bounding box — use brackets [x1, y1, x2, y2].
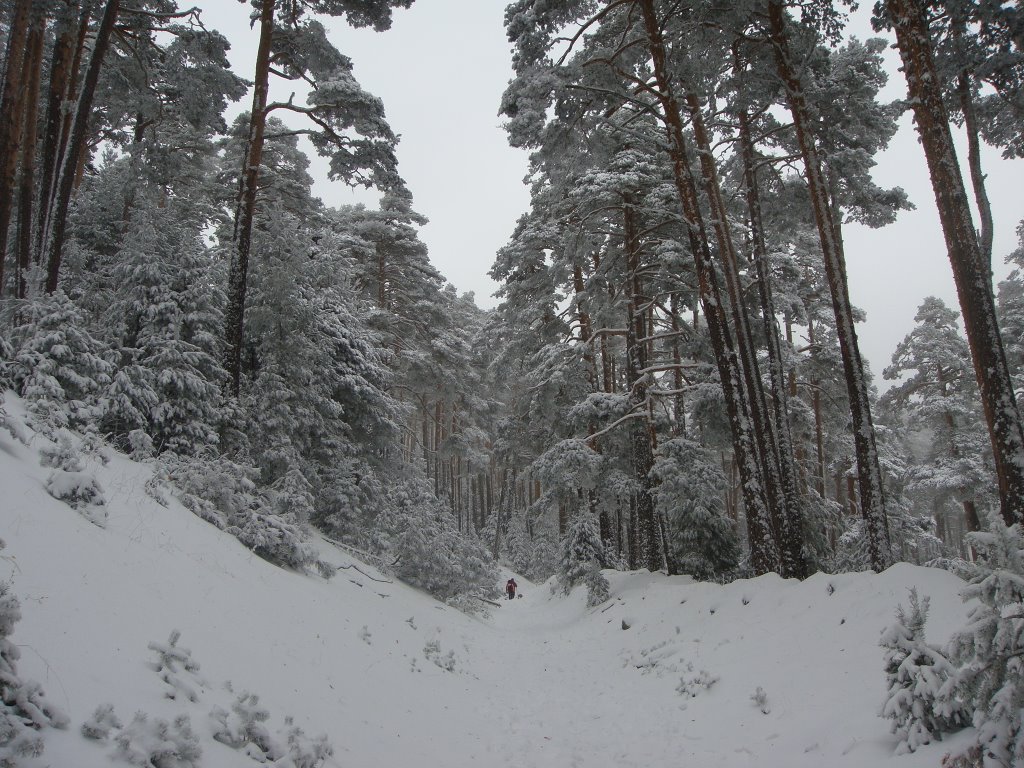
[1, 392, 978, 767]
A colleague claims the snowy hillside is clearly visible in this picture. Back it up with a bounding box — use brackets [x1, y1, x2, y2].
[1, 392, 980, 767]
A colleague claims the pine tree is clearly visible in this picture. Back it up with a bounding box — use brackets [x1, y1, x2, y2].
[880, 588, 966, 753]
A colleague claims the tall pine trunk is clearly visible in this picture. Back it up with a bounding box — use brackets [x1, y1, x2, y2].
[622, 196, 661, 572]
[735, 100, 807, 577]
[35, 3, 88, 265]
[767, 1, 892, 571]
[0, 0, 33, 294]
[886, 0, 1024, 528]
[684, 87, 806, 578]
[44, 0, 121, 294]
[638, 0, 780, 574]
[225, 0, 274, 393]
[16, 12, 45, 298]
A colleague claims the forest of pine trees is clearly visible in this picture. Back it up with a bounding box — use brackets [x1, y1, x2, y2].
[0, 0, 1022, 602]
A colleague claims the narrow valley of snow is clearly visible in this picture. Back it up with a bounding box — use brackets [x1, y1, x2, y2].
[1, 395, 977, 767]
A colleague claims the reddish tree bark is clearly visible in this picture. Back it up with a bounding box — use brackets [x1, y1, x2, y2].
[767, 1, 892, 571]
[639, 0, 780, 574]
[886, 0, 1024, 528]
[0, 0, 33, 293]
[45, 0, 122, 293]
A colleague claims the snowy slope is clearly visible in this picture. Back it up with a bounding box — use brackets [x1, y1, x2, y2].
[1, 392, 979, 767]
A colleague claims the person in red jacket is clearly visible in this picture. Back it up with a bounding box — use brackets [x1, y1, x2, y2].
[506, 578, 517, 600]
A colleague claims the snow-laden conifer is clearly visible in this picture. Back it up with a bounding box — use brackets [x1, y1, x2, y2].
[652, 438, 740, 580]
[879, 588, 966, 753]
[558, 512, 609, 606]
[0, 541, 68, 767]
[945, 517, 1024, 766]
[10, 292, 112, 432]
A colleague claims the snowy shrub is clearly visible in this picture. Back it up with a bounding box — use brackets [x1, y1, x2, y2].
[147, 630, 203, 703]
[0, 543, 69, 768]
[39, 429, 83, 471]
[751, 687, 771, 714]
[376, 480, 497, 603]
[160, 453, 324, 573]
[277, 718, 333, 768]
[128, 429, 156, 460]
[879, 589, 966, 753]
[44, 471, 107, 526]
[943, 518, 1024, 767]
[1, 409, 30, 447]
[113, 712, 201, 768]
[584, 565, 610, 607]
[423, 639, 456, 672]
[358, 626, 372, 645]
[81, 703, 123, 742]
[210, 692, 272, 752]
[210, 693, 333, 767]
[676, 664, 719, 698]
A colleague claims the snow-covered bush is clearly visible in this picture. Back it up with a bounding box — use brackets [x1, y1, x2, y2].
[0, 542, 68, 768]
[944, 518, 1024, 766]
[751, 687, 771, 714]
[39, 429, 83, 471]
[878, 517, 1024, 765]
[160, 453, 323, 572]
[210, 692, 333, 767]
[423, 638, 456, 672]
[676, 664, 719, 698]
[879, 588, 966, 753]
[81, 703, 122, 742]
[147, 630, 203, 703]
[113, 713, 201, 768]
[376, 480, 497, 603]
[44, 471, 107, 526]
[210, 691, 272, 752]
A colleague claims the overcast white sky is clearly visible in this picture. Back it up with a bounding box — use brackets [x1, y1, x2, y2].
[197, 1, 1022, 384]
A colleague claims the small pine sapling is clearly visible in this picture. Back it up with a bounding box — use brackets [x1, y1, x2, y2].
[676, 663, 719, 698]
[147, 630, 203, 702]
[113, 713, 201, 768]
[44, 471, 106, 526]
[80, 703, 123, 742]
[879, 588, 966, 753]
[944, 517, 1024, 766]
[423, 639, 456, 672]
[39, 429, 83, 471]
[751, 687, 771, 714]
[210, 691, 273, 754]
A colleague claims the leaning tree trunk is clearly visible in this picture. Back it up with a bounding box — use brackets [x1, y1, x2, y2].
[44, 0, 121, 294]
[886, 0, 1024, 528]
[639, 0, 780, 575]
[768, 1, 892, 571]
[0, 0, 33, 294]
[225, 0, 275, 393]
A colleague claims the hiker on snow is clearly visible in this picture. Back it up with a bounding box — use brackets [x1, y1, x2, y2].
[506, 578, 517, 600]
